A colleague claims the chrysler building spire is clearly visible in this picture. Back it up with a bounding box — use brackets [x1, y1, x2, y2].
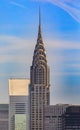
[37, 7, 43, 43]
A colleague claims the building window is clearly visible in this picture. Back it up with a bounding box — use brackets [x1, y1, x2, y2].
[34, 66, 46, 84]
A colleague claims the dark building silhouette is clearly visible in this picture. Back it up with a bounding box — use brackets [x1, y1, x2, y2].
[30, 9, 50, 130]
[0, 104, 9, 130]
[62, 106, 80, 130]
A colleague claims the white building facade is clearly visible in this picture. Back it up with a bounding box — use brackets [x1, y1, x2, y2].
[9, 79, 30, 130]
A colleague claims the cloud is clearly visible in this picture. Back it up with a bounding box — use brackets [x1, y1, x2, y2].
[46, 39, 80, 50]
[1, 35, 80, 105]
[54, 72, 80, 76]
[1, 35, 80, 73]
[10, 1, 26, 9]
[1, 36, 80, 61]
[0, 35, 34, 53]
[34, 0, 80, 23]
[0, 35, 34, 64]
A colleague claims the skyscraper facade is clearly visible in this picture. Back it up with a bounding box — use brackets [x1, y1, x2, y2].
[30, 9, 50, 130]
[9, 79, 30, 130]
[44, 104, 69, 130]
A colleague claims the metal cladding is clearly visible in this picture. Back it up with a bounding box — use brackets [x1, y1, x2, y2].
[30, 9, 50, 130]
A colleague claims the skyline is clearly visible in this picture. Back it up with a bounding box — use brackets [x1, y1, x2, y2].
[0, 0, 80, 104]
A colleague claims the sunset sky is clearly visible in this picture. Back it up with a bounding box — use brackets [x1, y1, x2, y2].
[0, 0, 80, 104]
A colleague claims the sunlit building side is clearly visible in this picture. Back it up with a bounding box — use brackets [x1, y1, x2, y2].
[9, 79, 30, 130]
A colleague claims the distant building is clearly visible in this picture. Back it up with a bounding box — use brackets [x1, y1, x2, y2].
[9, 79, 30, 130]
[44, 104, 69, 130]
[0, 104, 9, 130]
[62, 106, 80, 130]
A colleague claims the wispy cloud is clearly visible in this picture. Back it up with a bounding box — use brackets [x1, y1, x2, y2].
[0, 35, 34, 64]
[0, 35, 34, 53]
[10, 1, 26, 9]
[34, 0, 80, 23]
[1, 35, 80, 70]
[46, 39, 80, 50]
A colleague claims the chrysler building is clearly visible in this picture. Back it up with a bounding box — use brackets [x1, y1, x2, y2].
[30, 9, 50, 130]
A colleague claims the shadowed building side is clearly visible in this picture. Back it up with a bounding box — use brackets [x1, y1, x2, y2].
[62, 106, 80, 130]
[0, 104, 9, 130]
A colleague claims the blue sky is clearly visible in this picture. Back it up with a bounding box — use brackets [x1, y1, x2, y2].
[0, 0, 80, 104]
